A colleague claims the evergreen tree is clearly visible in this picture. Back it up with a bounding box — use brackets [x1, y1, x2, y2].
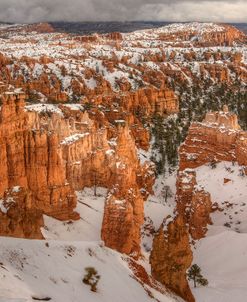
[187, 264, 208, 288]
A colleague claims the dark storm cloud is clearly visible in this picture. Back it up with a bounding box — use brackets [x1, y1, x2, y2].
[0, 0, 245, 23]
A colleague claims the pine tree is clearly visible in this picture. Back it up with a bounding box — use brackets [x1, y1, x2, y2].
[187, 264, 208, 288]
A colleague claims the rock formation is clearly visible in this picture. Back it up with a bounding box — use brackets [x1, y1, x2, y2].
[157, 23, 245, 46]
[150, 106, 247, 301]
[176, 105, 247, 250]
[0, 88, 155, 256]
[176, 106, 247, 238]
[179, 105, 245, 170]
[176, 170, 212, 240]
[150, 215, 195, 302]
[0, 21, 245, 300]
[0, 91, 79, 237]
[0, 186, 44, 239]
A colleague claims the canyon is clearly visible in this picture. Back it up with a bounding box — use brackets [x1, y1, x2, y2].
[0, 21, 246, 302]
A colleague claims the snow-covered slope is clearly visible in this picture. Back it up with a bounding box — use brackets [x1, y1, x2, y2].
[0, 163, 246, 302]
[191, 162, 247, 301]
[0, 187, 181, 302]
[142, 161, 247, 302]
[0, 238, 179, 302]
[195, 162, 247, 232]
[42, 188, 107, 241]
[142, 173, 177, 253]
[193, 230, 247, 302]
[125, 22, 226, 41]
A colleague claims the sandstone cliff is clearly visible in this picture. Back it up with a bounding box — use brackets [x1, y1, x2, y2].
[177, 106, 247, 237]
[150, 106, 247, 301]
[0, 88, 155, 257]
[150, 215, 195, 302]
[179, 105, 245, 170]
[0, 92, 79, 238]
[176, 170, 212, 240]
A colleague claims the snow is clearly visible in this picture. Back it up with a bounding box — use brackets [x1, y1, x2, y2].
[142, 172, 177, 253]
[0, 145, 246, 302]
[0, 199, 8, 214]
[60, 133, 89, 145]
[114, 199, 126, 205]
[0, 238, 178, 302]
[192, 230, 247, 302]
[141, 160, 247, 302]
[188, 161, 247, 301]
[42, 188, 107, 242]
[84, 78, 97, 89]
[25, 104, 64, 117]
[0, 196, 15, 214]
[0, 187, 179, 302]
[138, 148, 151, 165]
[12, 186, 21, 193]
[105, 149, 115, 156]
[63, 104, 84, 111]
[195, 161, 247, 232]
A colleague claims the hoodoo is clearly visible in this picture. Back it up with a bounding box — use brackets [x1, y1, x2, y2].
[150, 106, 247, 302]
[0, 18, 246, 302]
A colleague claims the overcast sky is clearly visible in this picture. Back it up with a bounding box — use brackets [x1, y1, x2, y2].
[0, 0, 246, 23]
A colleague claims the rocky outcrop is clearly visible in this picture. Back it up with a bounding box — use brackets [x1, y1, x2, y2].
[104, 32, 123, 41]
[0, 92, 79, 238]
[151, 107, 247, 301]
[236, 132, 247, 169]
[158, 23, 245, 46]
[199, 25, 245, 46]
[25, 23, 55, 33]
[179, 105, 244, 170]
[60, 115, 154, 257]
[0, 89, 155, 256]
[101, 189, 144, 257]
[176, 106, 246, 240]
[0, 186, 44, 239]
[150, 167, 212, 300]
[100, 125, 154, 257]
[176, 170, 212, 240]
[150, 215, 195, 302]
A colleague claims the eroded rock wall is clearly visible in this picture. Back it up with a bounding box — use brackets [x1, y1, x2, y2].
[0, 90, 155, 256]
[150, 107, 247, 301]
[150, 215, 195, 302]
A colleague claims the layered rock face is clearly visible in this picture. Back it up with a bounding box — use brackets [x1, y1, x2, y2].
[177, 106, 247, 237]
[0, 92, 79, 238]
[150, 107, 247, 301]
[150, 215, 195, 302]
[0, 89, 154, 256]
[176, 170, 212, 240]
[157, 23, 245, 46]
[0, 186, 44, 239]
[179, 105, 245, 170]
